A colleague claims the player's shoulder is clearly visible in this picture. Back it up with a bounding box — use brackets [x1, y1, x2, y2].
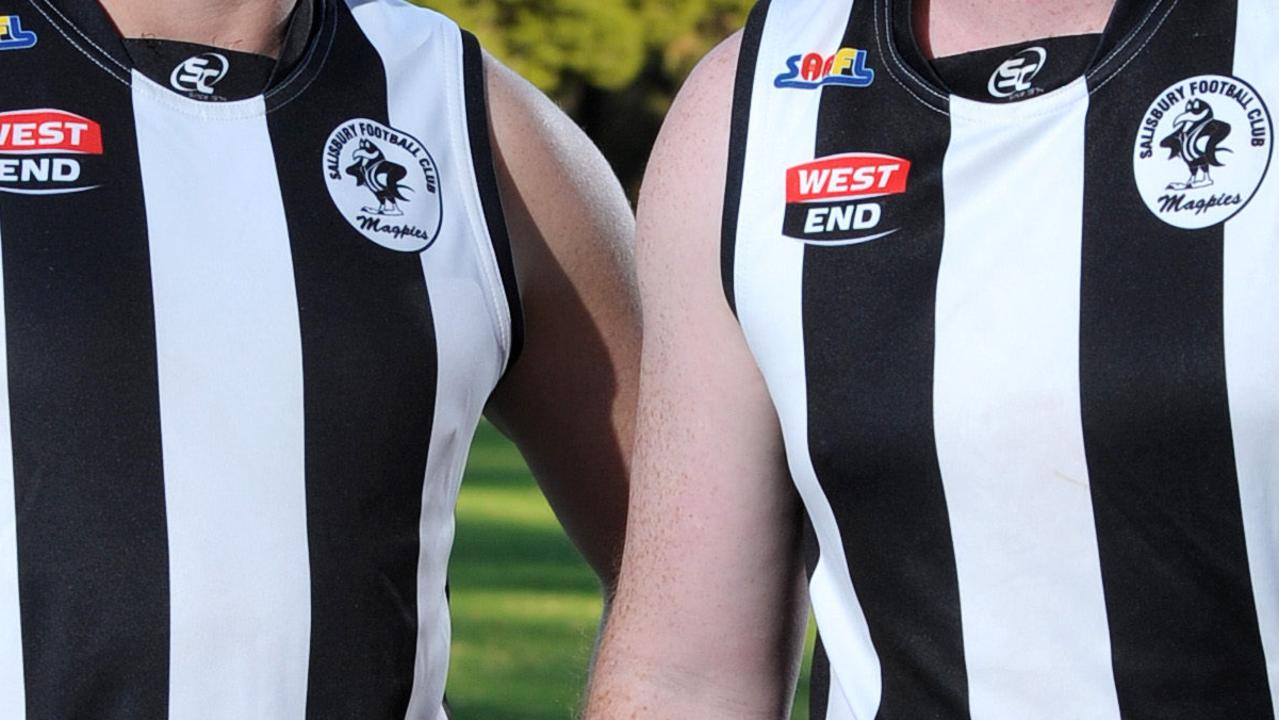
[344, 0, 462, 41]
[643, 31, 743, 188]
[681, 31, 743, 112]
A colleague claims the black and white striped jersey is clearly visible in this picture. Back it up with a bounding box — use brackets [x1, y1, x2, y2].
[0, 0, 520, 718]
[724, 0, 1279, 717]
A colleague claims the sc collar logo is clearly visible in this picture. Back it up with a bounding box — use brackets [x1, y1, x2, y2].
[170, 53, 230, 96]
[988, 46, 1047, 100]
[775, 48, 874, 90]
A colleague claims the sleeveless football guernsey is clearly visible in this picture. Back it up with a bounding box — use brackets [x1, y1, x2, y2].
[0, 0, 520, 718]
[725, 0, 1279, 718]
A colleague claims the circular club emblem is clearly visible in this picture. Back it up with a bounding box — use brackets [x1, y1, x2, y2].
[1134, 74, 1272, 230]
[323, 118, 443, 252]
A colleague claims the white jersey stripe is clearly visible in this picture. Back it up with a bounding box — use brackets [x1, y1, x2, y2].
[0, 219, 23, 717]
[348, 5, 511, 716]
[936, 87, 1121, 720]
[732, 2, 880, 719]
[1226, 1, 1279, 709]
[134, 75, 312, 720]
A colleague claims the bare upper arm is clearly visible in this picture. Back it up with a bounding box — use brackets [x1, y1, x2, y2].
[586, 32, 808, 720]
[479, 51, 640, 592]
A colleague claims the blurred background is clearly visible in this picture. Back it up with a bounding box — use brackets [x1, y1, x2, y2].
[427, 0, 754, 195]
[399, 1, 817, 718]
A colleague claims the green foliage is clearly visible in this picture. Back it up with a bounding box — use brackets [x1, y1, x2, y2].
[419, 0, 754, 95]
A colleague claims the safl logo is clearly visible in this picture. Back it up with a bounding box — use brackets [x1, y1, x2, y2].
[782, 153, 911, 245]
[0, 110, 104, 195]
[775, 48, 874, 90]
[0, 16, 37, 51]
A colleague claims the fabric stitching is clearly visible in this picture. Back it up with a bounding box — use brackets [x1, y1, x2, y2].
[268, 0, 334, 102]
[1088, 0, 1180, 96]
[1090, 0, 1172, 73]
[132, 72, 270, 120]
[871, 0, 1183, 120]
[266, 2, 337, 113]
[877, 0, 946, 101]
[28, 0, 129, 72]
[448, 33, 515, 364]
[23, 0, 130, 85]
[872, 0, 951, 115]
[872, 10, 951, 115]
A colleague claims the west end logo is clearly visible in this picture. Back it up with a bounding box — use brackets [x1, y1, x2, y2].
[1134, 74, 1272, 230]
[323, 119, 443, 253]
[775, 48, 874, 90]
[0, 110, 104, 195]
[782, 152, 911, 245]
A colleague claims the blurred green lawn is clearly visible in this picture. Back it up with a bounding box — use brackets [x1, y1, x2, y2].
[446, 421, 814, 719]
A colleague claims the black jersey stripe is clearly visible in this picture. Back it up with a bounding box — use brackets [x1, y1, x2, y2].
[721, 0, 770, 316]
[801, 2, 968, 718]
[1080, 1, 1273, 717]
[0, 26, 169, 719]
[803, 520, 832, 720]
[460, 30, 523, 368]
[267, 5, 437, 718]
[809, 633, 831, 720]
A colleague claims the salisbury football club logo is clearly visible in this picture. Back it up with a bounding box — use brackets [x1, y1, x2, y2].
[323, 118, 443, 253]
[1133, 74, 1272, 230]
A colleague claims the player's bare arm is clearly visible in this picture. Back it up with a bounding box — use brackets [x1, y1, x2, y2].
[584, 33, 810, 719]
[482, 53, 640, 594]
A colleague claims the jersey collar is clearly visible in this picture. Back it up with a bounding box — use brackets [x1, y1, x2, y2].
[27, 0, 327, 96]
[881, 0, 1178, 109]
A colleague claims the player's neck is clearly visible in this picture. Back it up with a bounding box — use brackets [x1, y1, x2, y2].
[97, 0, 297, 58]
[915, 0, 1117, 58]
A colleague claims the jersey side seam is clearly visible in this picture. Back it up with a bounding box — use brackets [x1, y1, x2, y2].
[448, 28, 518, 377]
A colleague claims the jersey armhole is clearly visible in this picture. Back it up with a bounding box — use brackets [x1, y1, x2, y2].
[722, 0, 771, 318]
[460, 30, 525, 370]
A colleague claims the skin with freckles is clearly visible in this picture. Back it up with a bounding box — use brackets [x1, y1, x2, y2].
[584, 2, 1118, 719]
[917, 0, 1115, 58]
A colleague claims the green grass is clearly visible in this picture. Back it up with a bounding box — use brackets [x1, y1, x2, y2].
[447, 421, 814, 719]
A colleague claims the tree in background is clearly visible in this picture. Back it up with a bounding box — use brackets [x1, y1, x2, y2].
[421, 0, 754, 194]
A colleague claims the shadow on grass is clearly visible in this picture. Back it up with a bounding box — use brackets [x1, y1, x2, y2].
[447, 422, 603, 718]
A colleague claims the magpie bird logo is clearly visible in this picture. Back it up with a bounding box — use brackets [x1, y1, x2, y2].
[1160, 98, 1232, 190]
[324, 119, 443, 253]
[1134, 75, 1272, 230]
[345, 139, 411, 217]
